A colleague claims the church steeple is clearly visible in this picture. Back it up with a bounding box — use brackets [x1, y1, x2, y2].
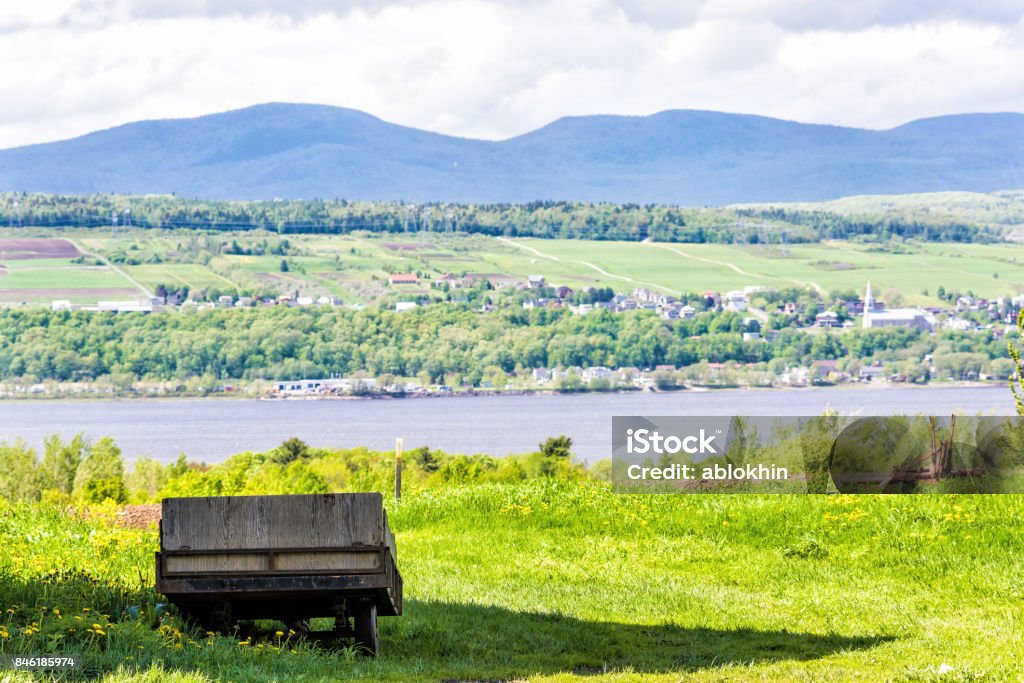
[863, 281, 873, 328]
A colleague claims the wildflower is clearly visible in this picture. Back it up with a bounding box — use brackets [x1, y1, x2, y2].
[275, 630, 284, 637]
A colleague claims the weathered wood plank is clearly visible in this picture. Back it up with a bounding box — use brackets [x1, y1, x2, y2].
[161, 493, 384, 551]
[275, 551, 381, 571]
[166, 553, 269, 574]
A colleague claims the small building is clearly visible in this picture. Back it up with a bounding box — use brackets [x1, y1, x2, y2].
[724, 291, 747, 312]
[859, 365, 886, 382]
[389, 273, 419, 285]
[395, 302, 418, 312]
[527, 275, 546, 289]
[815, 311, 841, 328]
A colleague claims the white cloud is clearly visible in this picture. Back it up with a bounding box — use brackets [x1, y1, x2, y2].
[0, 0, 1023, 148]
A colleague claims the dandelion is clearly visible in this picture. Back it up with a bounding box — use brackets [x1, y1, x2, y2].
[722, 521, 730, 527]
[275, 630, 284, 637]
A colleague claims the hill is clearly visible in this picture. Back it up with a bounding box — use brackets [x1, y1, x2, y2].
[0, 104, 1023, 203]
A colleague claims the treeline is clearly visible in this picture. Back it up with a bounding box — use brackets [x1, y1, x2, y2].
[0, 305, 1012, 386]
[736, 207, 1001, 243]
[0, 193, 1000, 243]
[0, 435, 589, 506]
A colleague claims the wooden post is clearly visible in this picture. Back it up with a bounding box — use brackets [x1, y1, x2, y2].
[395, 438, 403, 500]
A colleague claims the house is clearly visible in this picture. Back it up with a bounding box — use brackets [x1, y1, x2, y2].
[582, 366, 613, 381]
[815, 311, 841, 328]
[554, 285, 574, 299]
[532, 368, 552, 383]
[724, 291, 747, 312]
[811, 359, 841, 379]
[680, 305, 696, 319]
[527, 275, 546, 289]
[859, 365, 886, 382]
[389, 273, 419, 285]
[395, 301, 418, 312]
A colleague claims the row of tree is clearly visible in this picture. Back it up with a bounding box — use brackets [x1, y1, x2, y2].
[0, 304, 1013, 386]
[0, 193, 999, 243]
[0, 435, 586, 505]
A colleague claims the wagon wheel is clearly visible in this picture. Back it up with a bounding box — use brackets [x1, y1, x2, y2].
[287, 618, 311, 636]
[349, 599, 379, 656]
[208, 599, 234, 634]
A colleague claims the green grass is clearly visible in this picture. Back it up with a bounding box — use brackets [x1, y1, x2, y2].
[122, 265, 233, 293]
[2, 484, 1022, 681]
[7, 228, 1024, 307]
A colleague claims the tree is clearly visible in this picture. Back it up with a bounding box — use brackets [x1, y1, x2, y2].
[280, 259, 289, 272]
[539, 435, 573, 459]
[82, 477, 128, 504]
[73, 437, 126, 499]
[1010, 310, 1024, 415]
[0, 441, 41, 502]
[269, 437, 311, 465]
[40, 433, 87, 495]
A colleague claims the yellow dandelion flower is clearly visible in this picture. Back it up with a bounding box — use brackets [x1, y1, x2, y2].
[275, 630, 284, 637]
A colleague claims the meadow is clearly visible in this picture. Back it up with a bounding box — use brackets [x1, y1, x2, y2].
[3, 228, 1024, 306]
[1, 483, 1022, 682]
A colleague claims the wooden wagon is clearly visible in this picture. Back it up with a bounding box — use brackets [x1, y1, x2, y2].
[155, 493, 402, 655]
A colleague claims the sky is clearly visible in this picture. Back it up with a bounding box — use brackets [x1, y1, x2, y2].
[1, 0, 1023, 149]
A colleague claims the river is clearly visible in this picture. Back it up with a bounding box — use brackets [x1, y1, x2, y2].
[0, 385, 1015, 463]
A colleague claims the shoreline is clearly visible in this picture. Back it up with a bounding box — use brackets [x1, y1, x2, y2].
[0, 380, 1010, 403]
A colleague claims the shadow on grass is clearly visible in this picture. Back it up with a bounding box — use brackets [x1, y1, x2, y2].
[379, 599, 896, 678]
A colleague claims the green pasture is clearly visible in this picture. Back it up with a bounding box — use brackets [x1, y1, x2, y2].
[1, 484, 1021, 682]
[5, 228, 1024, 307]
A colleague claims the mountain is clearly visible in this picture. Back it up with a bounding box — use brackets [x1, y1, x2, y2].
[0, 103, 1022, 204]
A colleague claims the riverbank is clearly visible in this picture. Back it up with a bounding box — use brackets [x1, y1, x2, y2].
[0, 379, 1012, 402]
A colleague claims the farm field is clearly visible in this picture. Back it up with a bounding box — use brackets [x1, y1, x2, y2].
[0, 237, 143, 304]
[4, 229, 1024, 306]
[0, 483, 1022, 682]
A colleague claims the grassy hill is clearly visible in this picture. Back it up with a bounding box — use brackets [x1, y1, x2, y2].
[1, 104, 1024, 203]
[8, 228, 1022, 307]
[0, 483, 1021, 682]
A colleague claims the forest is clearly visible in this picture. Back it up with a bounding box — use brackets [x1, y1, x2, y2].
[0, 303, 1012, 388]
[0, 193, 1001, 243]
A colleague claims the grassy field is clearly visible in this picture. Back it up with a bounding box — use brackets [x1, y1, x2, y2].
[0, 237, 142, 304]
[1, 483, 1022, 682]
[5, 229, 1024, 306]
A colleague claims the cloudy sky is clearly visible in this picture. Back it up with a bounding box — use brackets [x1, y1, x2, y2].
[1, 0, 1023, 148]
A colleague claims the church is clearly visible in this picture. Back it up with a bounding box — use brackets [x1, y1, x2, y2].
[861, 282, 936, 332]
